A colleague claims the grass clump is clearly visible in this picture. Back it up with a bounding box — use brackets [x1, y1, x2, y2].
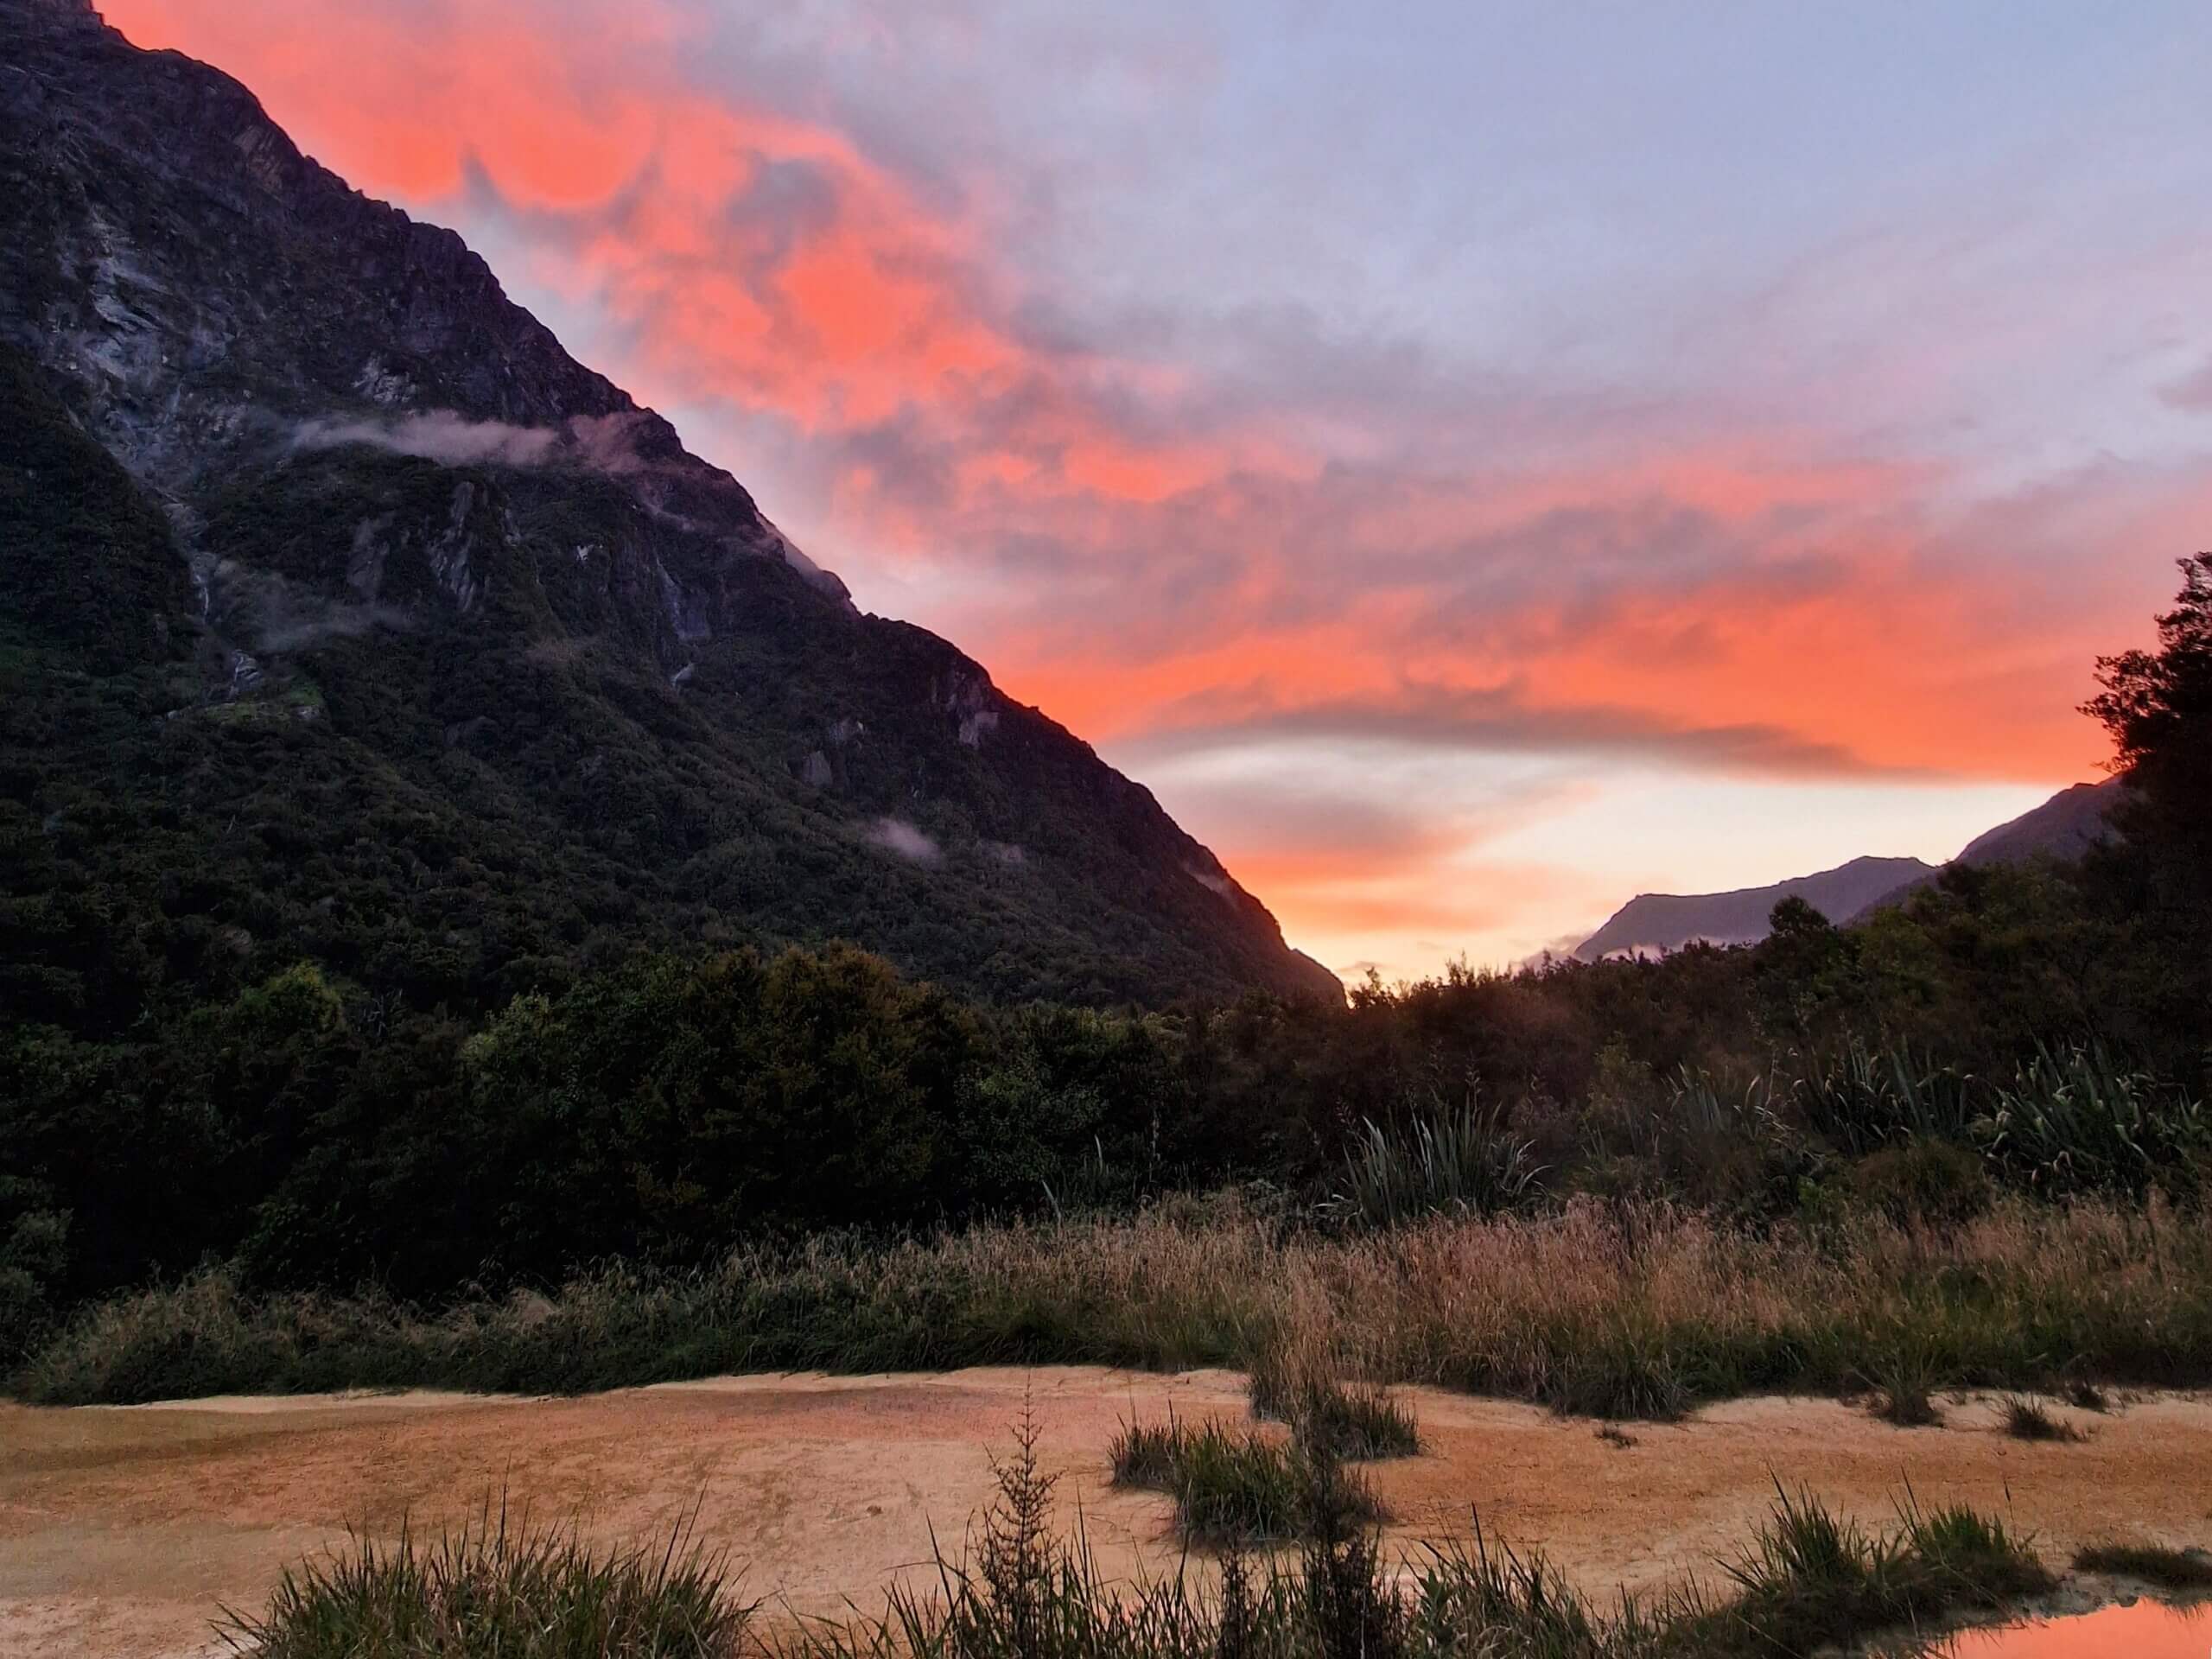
[2065, 1379, 2113, 1412]
[1870, 1384, 1942, 1429]
[1284, 1379, 1421, 1461]
[1865, 1347, 1946, 1427]
[1998, 1395, 2087, 1442]
[1110, 1414, 1378, 1543]
[785, 1476, 2053, 1659]
[2073, 1542, 2212, 1593]
[1248, 1332, 1421, 1459]
[1896, 1492, 2054, 1606]
[217, 1502, 749, 1657]
[1691, 1485, 2053, 1657]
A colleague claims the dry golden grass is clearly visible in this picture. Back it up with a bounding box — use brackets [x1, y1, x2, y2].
[20, 1194, 2212, 1413]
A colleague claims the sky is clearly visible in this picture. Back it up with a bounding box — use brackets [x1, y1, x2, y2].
[97, 0, 2212, 982]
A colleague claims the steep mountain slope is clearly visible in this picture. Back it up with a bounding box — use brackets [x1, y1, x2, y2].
[1955, 778, 2122, 868]
[1572, 856, 1936, 962]
[1573, 779, 2126, 960]
[0, 0, 1340, 1023]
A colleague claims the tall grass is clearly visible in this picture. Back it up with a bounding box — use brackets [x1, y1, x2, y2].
[218, 1501, 748, 1657]
[21, 1193, 2212, 1415]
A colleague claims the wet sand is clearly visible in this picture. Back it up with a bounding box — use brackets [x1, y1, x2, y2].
[5, 1368, 2211, 1657]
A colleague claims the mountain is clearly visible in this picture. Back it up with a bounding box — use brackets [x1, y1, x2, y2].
[1571, 856, 1936, 962]
[1572, 779, 2125, 961]
[1955, 778, 2122, 868]
[1838, 777, 2126, 922]
[0, 0, 1341, 1026]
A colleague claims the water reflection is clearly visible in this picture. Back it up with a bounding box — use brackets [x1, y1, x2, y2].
[1943, 1599, 2208, 1656]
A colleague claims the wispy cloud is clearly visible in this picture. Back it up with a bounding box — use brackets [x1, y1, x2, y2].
[867, 817, 942, 864]
[290, 410, 658, 472]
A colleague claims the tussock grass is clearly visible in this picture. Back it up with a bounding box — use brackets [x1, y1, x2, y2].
[21, 1194, 2212, 1415]
[2073, 1542, 2212, 1593]
[217, 1502, 748, 1657]
[1105, 1414, 1189, 1491]
[2066, 1379, 2113, 1412]
[1865, 1341, 1947, 1427]
[1248, 1326, 1421, 1459]
[1999, 1395, 2086, 1443]
[1691, 1485, 2053, 1657]
[1109, 1414, 1380, 1542]
[1295, 1382, 1421, 1461]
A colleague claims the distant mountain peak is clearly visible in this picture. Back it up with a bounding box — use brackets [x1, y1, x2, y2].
[1570, 779, 2125, 962]
[1573, 855, 1935, 962]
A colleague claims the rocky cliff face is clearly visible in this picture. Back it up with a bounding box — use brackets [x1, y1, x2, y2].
[0, 0, 1341, 1011]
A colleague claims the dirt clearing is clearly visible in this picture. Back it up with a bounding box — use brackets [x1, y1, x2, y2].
[6, 1368, 2212, 1657]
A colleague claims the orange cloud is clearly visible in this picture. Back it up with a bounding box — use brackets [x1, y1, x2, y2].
[94, 0, 2161, 980]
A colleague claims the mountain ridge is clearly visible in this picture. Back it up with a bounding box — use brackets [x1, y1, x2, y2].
[1572, 855, 1936, 963]
[0, 0, 1342, 1015]
[1571, 779, 2124, 962]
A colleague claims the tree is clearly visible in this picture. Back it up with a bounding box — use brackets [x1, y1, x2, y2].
[2085, 554, 2212, 902]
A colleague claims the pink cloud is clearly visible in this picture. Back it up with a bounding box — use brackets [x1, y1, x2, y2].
[93, 0, 2184, 976]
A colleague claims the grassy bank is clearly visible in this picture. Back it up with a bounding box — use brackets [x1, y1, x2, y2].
[17, 1192, 2212, 1411]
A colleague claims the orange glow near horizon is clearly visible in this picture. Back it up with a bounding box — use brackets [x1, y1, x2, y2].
[92, 0, 2153, 979]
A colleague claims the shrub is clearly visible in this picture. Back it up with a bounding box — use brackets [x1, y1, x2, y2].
[1845, 1138, 1992, 1226]
[1980, 1044, 2211, 1197]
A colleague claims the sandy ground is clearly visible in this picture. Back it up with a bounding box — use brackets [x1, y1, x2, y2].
[6, 1368, 2212, 1657]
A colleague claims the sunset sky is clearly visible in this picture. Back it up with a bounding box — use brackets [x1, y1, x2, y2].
[99, 1, 2212, 981]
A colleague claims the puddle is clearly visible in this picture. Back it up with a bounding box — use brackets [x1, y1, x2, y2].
[1945, 1599, 2208, 1656]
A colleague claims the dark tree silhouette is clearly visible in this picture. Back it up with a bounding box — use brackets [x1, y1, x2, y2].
[2085, 554, 2212, 901]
